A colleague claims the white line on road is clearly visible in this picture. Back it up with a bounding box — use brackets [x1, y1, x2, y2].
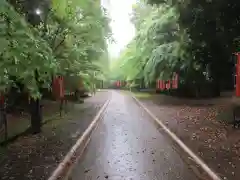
[48, 93, 111, 180]
[131, 93, 222, 180]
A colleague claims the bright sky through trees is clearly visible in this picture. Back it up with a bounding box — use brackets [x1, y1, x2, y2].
[101, 0, 136, 58]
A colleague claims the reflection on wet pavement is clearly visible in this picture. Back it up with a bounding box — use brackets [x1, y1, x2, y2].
[69, 91, 198, 180]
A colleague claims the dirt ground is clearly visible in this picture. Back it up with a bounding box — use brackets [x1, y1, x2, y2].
[0, 90, 110, 180]
[134, 92, 240, 180]
[0, 100, 62, 143]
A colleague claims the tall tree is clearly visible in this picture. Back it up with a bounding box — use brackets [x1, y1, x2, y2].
[148, 0, 240, 94]
[110, 2, 189, 88]
[1, 0, 112, 133]
[111, 0, 240, 97]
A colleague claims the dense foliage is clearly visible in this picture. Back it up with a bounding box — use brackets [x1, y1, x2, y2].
[1, 0, 111, 98]
[0, 0, 112, 133]
[110, 0, 240, 97]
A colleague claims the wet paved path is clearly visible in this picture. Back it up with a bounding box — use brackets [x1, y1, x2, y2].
[69, 91, 198, 180]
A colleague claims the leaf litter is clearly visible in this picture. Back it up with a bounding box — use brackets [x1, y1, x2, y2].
[0, 92, 109, 180]
[139, 95, 240, 180]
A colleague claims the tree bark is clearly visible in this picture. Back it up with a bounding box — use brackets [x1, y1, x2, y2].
[30, 98, 42, 134]
[211, 66, 221, 97]
[0, 96, 7, 140]
[30, 70, 42, 134]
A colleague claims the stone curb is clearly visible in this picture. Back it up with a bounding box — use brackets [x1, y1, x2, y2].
[48, 93, 111, 180]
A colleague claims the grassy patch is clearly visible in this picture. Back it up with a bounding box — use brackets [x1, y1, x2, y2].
[0, 147, 7, 163]
[132, 92, 152, 99]
[120, 90, 153, 99]
[0, 117, 30, 143]
[0, 111, 66, 144]
[216, 107, 234, 124]
[43, 113, 71, 129]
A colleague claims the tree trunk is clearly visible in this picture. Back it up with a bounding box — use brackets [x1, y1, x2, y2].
[74, 89, 79, 101]
[211, 69, 221, 97]
[30, 98, 42, 134]
[0, 96, 7, 140]
[30, 69, 43, 134]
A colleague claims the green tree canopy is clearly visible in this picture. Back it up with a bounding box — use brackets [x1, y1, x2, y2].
[1, 0, 112, 97]
[110, 0, 240, 95]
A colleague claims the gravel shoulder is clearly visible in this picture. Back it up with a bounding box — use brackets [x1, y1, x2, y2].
[131, 91, 240, 180]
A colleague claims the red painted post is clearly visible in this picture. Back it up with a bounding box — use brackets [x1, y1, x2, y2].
[52, 76, 65, 100]
[172, 73, 179, 89]
[166, 80, 171, 90]
[59, 76, 65, 98]
[159, 80, 165, 90]
[236, 53, 240, 97]
[0, 95, 4, 105]
[157, 80, 161, 90]
[157, 73, 178, 91]
[52, 77, 58, 99]
[117, 80, 120, 87]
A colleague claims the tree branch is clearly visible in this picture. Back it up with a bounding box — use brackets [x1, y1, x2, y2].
[51, 25, 63, 48]
[53, 36, 66, 52]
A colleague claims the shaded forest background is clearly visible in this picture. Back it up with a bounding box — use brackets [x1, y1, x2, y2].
[0, 0, 112, 135]
[1, 0, 240, 137]
[109, 0, 240, 98]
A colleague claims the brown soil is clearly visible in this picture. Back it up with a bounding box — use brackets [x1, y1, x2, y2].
[0, 99, 66, 142]
[0, 91, 110, 180]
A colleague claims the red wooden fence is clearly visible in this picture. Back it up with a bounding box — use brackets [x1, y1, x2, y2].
[156, 73, 179, 90]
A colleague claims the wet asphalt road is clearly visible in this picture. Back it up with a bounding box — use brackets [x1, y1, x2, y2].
[69, 91, 198, 180]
